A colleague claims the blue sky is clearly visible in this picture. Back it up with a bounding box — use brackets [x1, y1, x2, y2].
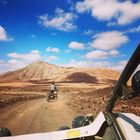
[0, 0, 140, 73]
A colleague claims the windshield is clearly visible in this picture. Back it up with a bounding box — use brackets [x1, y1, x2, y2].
[0, 0, 140, 137]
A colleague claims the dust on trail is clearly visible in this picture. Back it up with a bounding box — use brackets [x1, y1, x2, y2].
[0, 92, 77, 136]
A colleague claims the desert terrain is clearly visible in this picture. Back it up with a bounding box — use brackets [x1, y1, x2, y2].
[0, 61, 140, 136]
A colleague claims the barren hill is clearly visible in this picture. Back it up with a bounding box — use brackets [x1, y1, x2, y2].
[0, 61, 119, 84]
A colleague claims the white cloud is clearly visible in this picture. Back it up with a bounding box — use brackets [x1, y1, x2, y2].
[46, 56, 58, 62]
[76, 0, 140, 25]
[85, 49, 120, 60]
[0, 60, 4, 63]
[0, 60, 7, 69]
[68, 41, 85, 50]
[0, 50, 60, 73]
[7, 50, 41, 61]
[110, 60, 128, 71]
[0, 59, 30, 73]
[31, 50, 40, 54]
[109, 50, 119, 56]
[84, 29, 94, 35]
[0, 25, 13, 41]
[8, 59, 27, 68]
[90, 31, 128, 50]
[38, 8, 77, 32]
[8, 59, 19, 64]
[86, 50, 108, 59]
[0, 60, 11, 73]
[46, 47, 60, 53]
[0, 50, 42, 73]
[63, 60, 110, 68]
[62, 59, 127, 71]
[65, 49, 71, 53]
[117, 1, 140, 25]
[126, 25, 140, 33]
[107, 22, 117, 27]
[62, 60, 89, 68]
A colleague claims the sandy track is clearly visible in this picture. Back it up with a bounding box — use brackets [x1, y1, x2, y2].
[0, 93, 76, 136]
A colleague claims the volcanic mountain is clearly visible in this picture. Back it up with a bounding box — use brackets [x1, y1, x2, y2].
[0, 61, 119, 83]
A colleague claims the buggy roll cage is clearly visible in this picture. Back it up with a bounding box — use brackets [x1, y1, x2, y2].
[106, 43, 140, 112]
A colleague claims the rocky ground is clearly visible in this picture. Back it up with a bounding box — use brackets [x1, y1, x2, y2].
[0, 83, 140, 117]
[65, 88, 140, 117]
[0, 82, 140, 135]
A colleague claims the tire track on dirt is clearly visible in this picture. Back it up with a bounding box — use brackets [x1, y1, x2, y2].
[0, 93, 77, 136]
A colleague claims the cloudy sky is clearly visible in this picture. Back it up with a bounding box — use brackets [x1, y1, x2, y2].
[0, 0, 140, 73]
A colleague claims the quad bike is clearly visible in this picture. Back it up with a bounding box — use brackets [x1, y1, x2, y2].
[1, 44, 140, 139]
[54, 91, 57, 98]
[47, 90, 57, 102]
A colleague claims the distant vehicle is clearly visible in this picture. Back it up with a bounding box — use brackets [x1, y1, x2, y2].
[47, 90, 57, 102]
[47, 82, 57, 102]
[0, 44, 140, 139]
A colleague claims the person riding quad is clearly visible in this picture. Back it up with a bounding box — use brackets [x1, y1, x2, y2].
[47, 82, 57, 101]
[50, 82, 57, 94]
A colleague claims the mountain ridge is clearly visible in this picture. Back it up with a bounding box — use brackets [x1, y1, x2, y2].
[0, 61, 119, 83]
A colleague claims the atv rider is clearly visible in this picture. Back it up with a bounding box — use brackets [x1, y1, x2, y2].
[50, 82, 57, 97]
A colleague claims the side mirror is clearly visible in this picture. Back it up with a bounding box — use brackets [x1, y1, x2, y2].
[132, 70, 140, 94]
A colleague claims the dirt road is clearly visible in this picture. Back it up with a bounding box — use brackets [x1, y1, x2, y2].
[0, 93, 77, 136]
